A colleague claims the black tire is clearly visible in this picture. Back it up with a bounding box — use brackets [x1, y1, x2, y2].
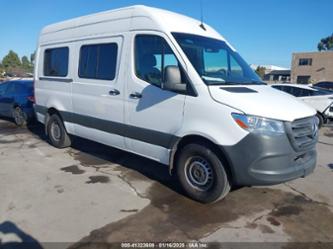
[12, 106, 27, 127]
[46, 114, 71, 148]
[316, 113, 324, 128]
[176, 143, 231, 203]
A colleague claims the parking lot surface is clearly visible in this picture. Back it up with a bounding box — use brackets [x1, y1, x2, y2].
[0, 119, 333, 248]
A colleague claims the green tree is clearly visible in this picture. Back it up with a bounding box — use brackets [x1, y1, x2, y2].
[1, 51, 34, 76]
[255, 66, 266, 79]
[2, 50, 21, 69]
[30, 51, 36, 65]
[22, 56, 32, 69]
[318, 33, 333, 51]
[0, 61, 4, 75]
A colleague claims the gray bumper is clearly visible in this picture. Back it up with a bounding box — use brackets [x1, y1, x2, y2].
[222, 132, 317, 186]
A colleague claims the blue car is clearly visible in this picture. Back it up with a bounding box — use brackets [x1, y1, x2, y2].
[0, 80, 35, 126]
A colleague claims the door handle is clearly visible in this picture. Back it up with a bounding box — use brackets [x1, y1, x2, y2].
[109, 89, 120, 96]
[129, 92, 142, 99]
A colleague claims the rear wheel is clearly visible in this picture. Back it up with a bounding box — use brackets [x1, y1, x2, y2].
[46, 114, 71, 148]
[12, 106, 27, 127]
[176, 143, 231, 203]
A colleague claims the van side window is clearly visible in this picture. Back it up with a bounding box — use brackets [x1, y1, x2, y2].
[135, 35, 187, 88]
[79, 43, 118, 81]
[44, 47, 69, 77]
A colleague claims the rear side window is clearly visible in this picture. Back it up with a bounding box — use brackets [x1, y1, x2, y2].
[79, 43, 118, 81]
[44, 47, 69, 77]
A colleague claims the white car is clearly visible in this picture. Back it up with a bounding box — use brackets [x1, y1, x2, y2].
[34, 5, 318, 203]
[272, 84, 333, 126]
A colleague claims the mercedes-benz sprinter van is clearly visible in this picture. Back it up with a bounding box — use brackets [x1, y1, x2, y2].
[34, 5, 318, 203]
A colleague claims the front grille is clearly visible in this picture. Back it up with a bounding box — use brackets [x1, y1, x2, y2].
[286, 116, 318, 151]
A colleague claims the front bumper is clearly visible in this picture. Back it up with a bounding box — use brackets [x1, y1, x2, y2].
[222, 132, 317, 186]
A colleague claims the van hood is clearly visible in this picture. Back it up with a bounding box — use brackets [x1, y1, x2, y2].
[208, 85, 316, 122]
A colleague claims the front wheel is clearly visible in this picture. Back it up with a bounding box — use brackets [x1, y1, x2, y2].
[176, 143, 231, 203]
[12, 106, 27, 127]
[46, 114, 71, 148]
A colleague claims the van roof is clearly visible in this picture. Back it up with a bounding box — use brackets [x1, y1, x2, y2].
[39, 5, 226, 45]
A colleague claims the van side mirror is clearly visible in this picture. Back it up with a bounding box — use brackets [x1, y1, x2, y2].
[163, 66, 187, 92]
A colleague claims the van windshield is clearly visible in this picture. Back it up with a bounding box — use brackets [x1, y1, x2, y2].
[172, 33, 264, 85]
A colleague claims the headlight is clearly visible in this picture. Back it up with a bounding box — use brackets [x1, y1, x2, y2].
[232, 113, 285, 135]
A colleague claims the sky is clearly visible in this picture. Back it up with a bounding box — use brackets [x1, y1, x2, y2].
[0, 0, 332, 68]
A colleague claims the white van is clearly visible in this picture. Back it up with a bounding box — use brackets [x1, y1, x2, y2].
[34, 5, 318, 203]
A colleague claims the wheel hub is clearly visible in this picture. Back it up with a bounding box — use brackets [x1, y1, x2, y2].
[51, 122, 61, 141]
[185, 156, 213, 191]
[191, 163, 207, 184]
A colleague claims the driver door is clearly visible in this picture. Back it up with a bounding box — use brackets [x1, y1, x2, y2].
[124, 32, 188, 163]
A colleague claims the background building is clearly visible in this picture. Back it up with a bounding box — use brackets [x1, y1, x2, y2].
[250, 64, 290, 84]
[263, 70, 291, 84]
[250, 64, 289, 74]
[291, 51, 333, 84]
